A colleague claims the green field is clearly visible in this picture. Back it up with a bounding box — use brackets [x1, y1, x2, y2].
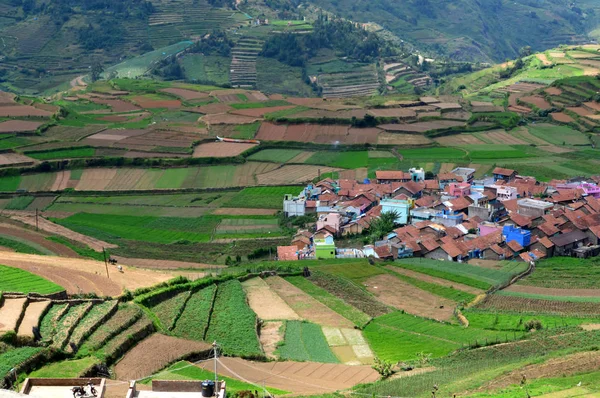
[516, 257, 600, 289]
[0, 264, 64, 294]
[26, 147, 96, 160]
[106, 41, 194, 78]
[28, 357, 100, 378]
[305, 151, 369, 168]
[247, 149, 303, 163]
[205, 280, 262, 358]
[0, 347, 44, 378]
[0, 176, 21, 191]
[386, 267, 476, 303]
[224, 186, 303, 209]
[5, 196, 34, 210]
[364, 311, 525, 362]
[464, 309, 600, 331]
[277, 321, 339, 363]
[527, 124, 590, 146]
[172, 285, 216, 341]
[148, 291, 191, 330]
[0, 235, 50, 255]
[181, 54, 230, 86]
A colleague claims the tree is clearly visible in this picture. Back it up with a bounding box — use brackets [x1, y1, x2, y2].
[368, 210, 399, 242]
[372, 357, 394, 378]
[90, 61, 104, 82]
[520, 46, 532, 57]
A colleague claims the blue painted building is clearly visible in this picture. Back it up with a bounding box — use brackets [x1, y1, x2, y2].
[380, 199, 411, 225]
[503, 225, 531, 247]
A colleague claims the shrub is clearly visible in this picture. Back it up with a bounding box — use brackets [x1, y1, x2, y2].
[524, 319, 543, 331]
[372, 357, 394, 378]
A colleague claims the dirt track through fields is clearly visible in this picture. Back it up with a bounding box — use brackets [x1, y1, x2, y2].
[51, 170, 71, 191]
[365, 274, 455, 321]
[196, 357, 380, 394]
[112, 256, 222, 270]
[0, 223, 79, 257]
[265, 276, 354, 328]
[242, 277, 300, 320]
[260, 321, 284, 359]
[17, 300, 51, 337]
[386, 266, 483, 294]
[0, 252, 179, 296]
[2, 211, 116, 251]
[0, 298, 27, 333]
[115, 334, 212, 380]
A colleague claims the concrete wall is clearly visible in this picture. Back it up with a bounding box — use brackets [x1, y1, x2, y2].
[21, 378, 106, 397]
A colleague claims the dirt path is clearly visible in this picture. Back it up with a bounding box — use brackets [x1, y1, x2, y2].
[365, 274, 455, 321]
[0, 223, 80, 257]
[260, 321, 284, 359]
[0, 298, 27, 333]
[17, 300, 51, 337]
[115, 334, 212, 380]
[50, 170, 71, 191]
[505, 284, 600, 297]
[112, 256, 223, 271]
[70, 75, 87, 91]
[1, 211, 116, 251]
[0, 252, 180, 296]
[386, 266, 483, 295]
[196, 357, 380, 394]
[265, 276, 354, 328]
[242, 277, 300, 320]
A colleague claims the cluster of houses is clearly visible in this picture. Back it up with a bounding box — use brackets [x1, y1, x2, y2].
[277, 166, 600, 263]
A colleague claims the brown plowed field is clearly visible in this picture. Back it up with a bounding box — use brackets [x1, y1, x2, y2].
[256, 165, 338, 185]
[291, 109, 368, 119]
[212, 208, 278, 216]
[377, 132, 432, 145]
[478, 294, 600, 315]
[567, 106, 594, 116]
[0, 120, 43, 133]
[0, 252, 179, 296]
[193, 142, 256, 158]
[256, 122, 287, 140]
[0, 298, 27, 333]
[585, 102, 600, 112]
[17, 300, 51, 337]
[260, 321, 284, 359]
[347, 128, 379, 144]
[435, 134, 484, 146]
[160, 88, 210, 100]
[112, 256, 223, 270]
[194, 103, 233, 114]
[511, 127, 549, 145]
[0, 223, 78, 257]
[4, 211, 116, 251]
[231, 106, 295, 117]
[51, 170, 71, 191]
[536, 53, 553, 66]
[367, 108, 416, 118]
[0, 105, 53, 117]
[115, 334, 212, 380]
[365, 274, 455, 321]
[379, 120, 464, 133]
[386, 266, 483, 294]
[545, 87, 563, 95]
[521, 95, 552, 110]
[196, 357, 380, 394]
[480, 130, 527, 145]
[0, 91, 16, 104]
[480, 351, 600, 392]
[133, 97, 181, 109]
[0, 153, 36, 166]
[242, 277, 300, 320]
[119, 130, 199, 149]
[75, 169, 118, 191]
[265, 276, 354, 328]
[551, 112, 575, 123]
[505, 285, 600, 297]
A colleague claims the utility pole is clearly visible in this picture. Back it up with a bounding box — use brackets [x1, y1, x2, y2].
[103, 247, 109, 279]
[212, 341, 218, 394]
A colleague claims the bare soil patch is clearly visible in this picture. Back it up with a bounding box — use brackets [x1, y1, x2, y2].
[367, 108, 416, 118]
[0, 120, 43, 133]
[160, 88, 210, 100]
[195, 357, 379, 394]
[51, 170, 71, 191]
[231, 106, 295, 117]
[545, 87, 563, 95]
[265, 276, 354, 328]
[0, 105, 53, 117]
[386, 266, 483, 294]
[115, 334, 212, 380]
[478, 295, 600, 315]
[75, 169, 118, 191]
[521, 95, 552, 110]
[536, 53, 553, 66]
[242, 277, 300, 320]
[504, 285, 600, 297]
[256, 165, 338, 185]
[17, 300, 51, 337]
[0, 298, 27, 333]
[551, 112, 575, 123]
[435, 134, 484, 146]
[567, 106, 594, 116]
[377, 132, 432, 145]
[379, 120, 464, 133]
[0, 153, 36, 166]
[0, 91, 16, 104]
[365, 274, 455, 321]
[481, 130, 527, 145]
[112, 256, 221, 270]
[0, 223, 78, 257]
[193, 142, 256, 158]
[260, 321, 284, 359]
[133, 97, 181, 109]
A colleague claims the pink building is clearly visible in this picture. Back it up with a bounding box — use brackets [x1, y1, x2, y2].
[316, 213, 342, 234]
[579, 183, 600, 198]
[446, 182, 471, 197]
[478, 222, 503, 237]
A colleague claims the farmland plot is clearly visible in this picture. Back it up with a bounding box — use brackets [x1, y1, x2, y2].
[277, 321, 339, 363]
[322, 327, 374, 365]
[51, 303, 93, 349]
[0, 297, 27, 334]
[66, 301, 117, 353]
[242, 277, 299, 320]
[148, 291, 191, 330]
[172, 285, 216, 341]
[0, 264, 64, 294]
[478, 294, 600, 315]
[256, 165, 339, 185]
[17, 300, 51, 338]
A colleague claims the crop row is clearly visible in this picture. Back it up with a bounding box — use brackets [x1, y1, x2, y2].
[277, 321, 339, 363]
[0, 265, 64, 294]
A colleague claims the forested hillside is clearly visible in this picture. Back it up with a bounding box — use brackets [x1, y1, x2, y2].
[301, 0, 594, 62]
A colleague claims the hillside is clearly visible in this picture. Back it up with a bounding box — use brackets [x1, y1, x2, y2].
[300, 0, 592, 62]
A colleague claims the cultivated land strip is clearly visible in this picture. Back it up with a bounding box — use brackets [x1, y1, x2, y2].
[385, 266, 484, 295]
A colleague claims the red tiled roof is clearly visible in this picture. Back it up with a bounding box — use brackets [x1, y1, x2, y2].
[509, 213, 532, 228]
[438, 173, 463, 182]
[277, 246, 298, 261]
[414, 220, 433, 229]
[420, 239, 440, 252]
[305, 200, 317, 208]
[317, 225, 337, 235]
[448, 196, 472, 211]
[538, 236, 555, 249]
[507, 240, 524, 252]
[490, 244, 504, 255]
[423, 180, 440, 190]
[374, 245, 393, 258]
[441, 242, 464, 258]
[586, 197, 600, 213]
[415, 195, 437, 208]
[404, 240, 422, 253]
[376, 171, 411, 180]
[292, 235, 311, 245]
[532, 248, 546, 259]
[339, 179, 356, 189]
[589, 225, 600, 238]
[493, 167, 516, 176]
[398, 181, 424, 195]
[445, 226, 464, 239]
[393, 193, 411, 200]
[502, 199, 519, 213]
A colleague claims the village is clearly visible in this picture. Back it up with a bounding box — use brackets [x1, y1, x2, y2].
[279, 167, 600, 264]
